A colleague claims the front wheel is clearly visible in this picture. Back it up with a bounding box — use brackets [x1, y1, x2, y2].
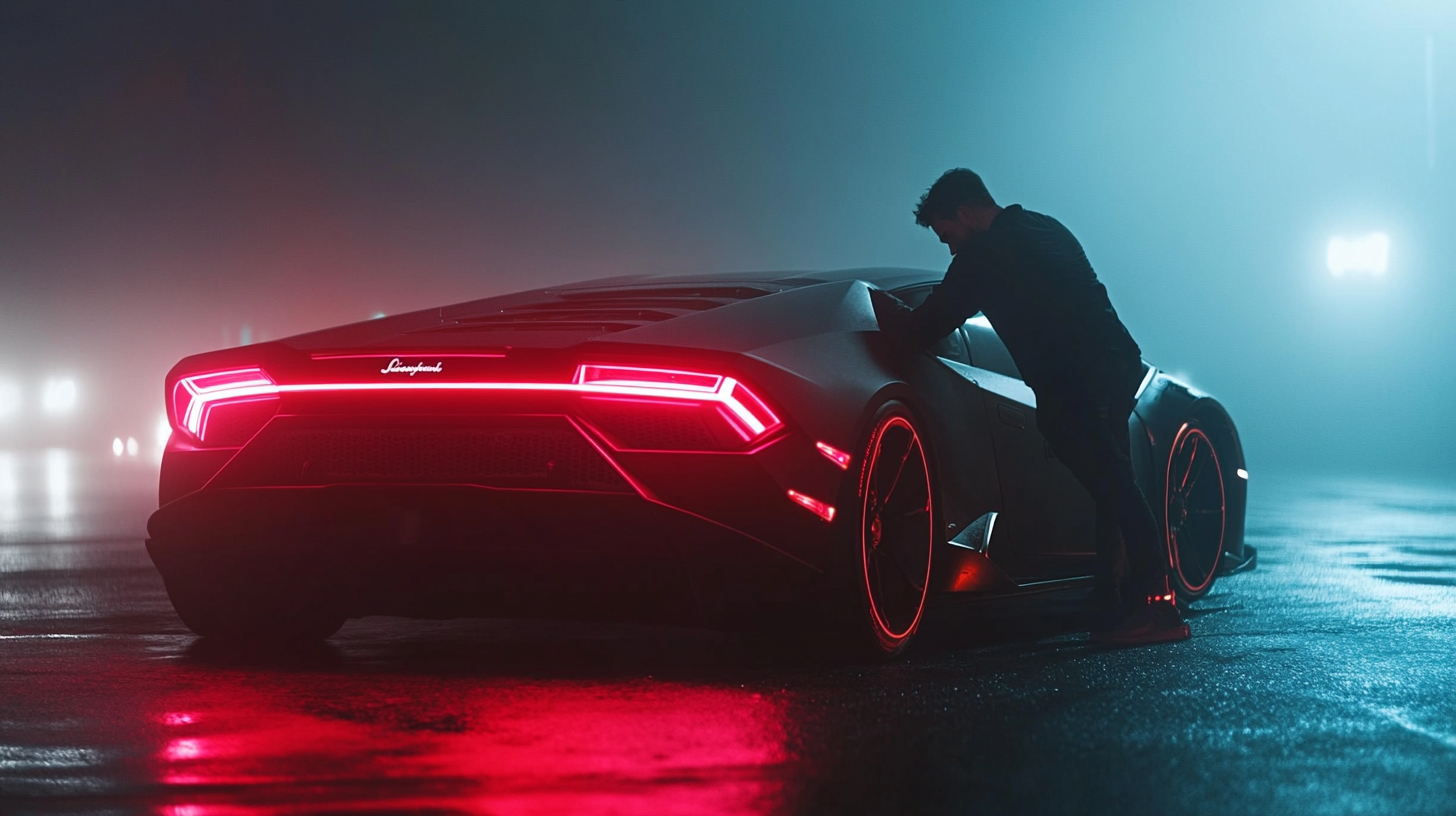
[1164, 421, 1227, 604]
[828, 402, 936, 660]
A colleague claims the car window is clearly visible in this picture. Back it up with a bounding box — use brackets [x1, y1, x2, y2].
[890, 286, 971, 364]
[961, 314, 1022, 380]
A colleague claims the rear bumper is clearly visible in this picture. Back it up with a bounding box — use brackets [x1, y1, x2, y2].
[146, 485, 822, 628]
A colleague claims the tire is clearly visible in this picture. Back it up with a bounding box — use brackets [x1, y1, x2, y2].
[1163, 420, 1227, 604]
[165, 577, 345, 644]
[828, 401, 936, 660]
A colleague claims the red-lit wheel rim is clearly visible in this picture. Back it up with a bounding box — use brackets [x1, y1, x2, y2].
[859, 414, 933, 642]
[1164, 424, 1226, 596]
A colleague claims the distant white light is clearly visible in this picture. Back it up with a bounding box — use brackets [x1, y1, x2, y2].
[112, 437, 124, 457]
[1236, 468, 1249, 481]
[46, 448, 70, 521]
[371, 311, 387, 320]
[126, 437, 139, 457]
[1327, 233, 1388, 276]
[42, 379, 77, 414]
[0, 380, 19, 420]
[0, 452, 16, 534]
[153, 415, 173, 462]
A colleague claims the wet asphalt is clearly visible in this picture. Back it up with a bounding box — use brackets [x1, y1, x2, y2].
[3, 451, 1456, 815]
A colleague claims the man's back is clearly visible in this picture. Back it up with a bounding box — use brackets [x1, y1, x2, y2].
[890, 167, 1189, 646]
[907, 204, 1140, 398]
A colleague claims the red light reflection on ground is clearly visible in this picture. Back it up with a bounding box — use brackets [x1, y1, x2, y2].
[153, 676, 789, 815]
[163, 738, 203, 762]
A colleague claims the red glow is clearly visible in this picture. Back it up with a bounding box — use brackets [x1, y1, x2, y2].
[814, 441, 852, 469]
[787, 489, 836, 522]
[169, 363, 783, 448]
[150, 678, 788, 815]
[575, 364, 723, 391]
[575, 365, 780, 440]
[581, 394, 706, 409]
[309, 352, 507, 360]
[172, 368, 278, 443]
[721, 379, 781, 435]
[859, 415, 933, 642]
[164, 738, 204, 761]
[196, 395, 277, 444]
[713, 403, 756, 442]
[563, 416, 660, 501]
[1163, 423, 1226, 596]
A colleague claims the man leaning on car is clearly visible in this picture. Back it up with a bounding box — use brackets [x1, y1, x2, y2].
[872, 168, 1188, 646]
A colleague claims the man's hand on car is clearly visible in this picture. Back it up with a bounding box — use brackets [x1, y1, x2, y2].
[869, 288, 913, 333]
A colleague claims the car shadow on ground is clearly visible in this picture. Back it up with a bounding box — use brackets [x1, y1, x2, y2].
[177, 587, 1108, 680]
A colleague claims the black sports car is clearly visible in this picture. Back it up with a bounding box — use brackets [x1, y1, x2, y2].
[147, 268, 1255, 657]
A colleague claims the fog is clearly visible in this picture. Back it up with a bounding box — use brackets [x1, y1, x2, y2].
[1, 0, 1452, 475]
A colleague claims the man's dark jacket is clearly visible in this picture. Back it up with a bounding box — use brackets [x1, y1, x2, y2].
[880, 204, 1141, 405]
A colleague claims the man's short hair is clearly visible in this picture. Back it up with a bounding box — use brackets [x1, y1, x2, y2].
[913, 168, 996, 227]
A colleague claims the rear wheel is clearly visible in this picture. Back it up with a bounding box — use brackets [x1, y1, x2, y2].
[1164, 421, 1227, 603]
[830, 402, 935, 660]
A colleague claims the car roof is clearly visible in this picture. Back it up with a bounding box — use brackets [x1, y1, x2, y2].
[552, 266, 942, 293]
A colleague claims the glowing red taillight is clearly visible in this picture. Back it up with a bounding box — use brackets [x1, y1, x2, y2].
[171, 367, 280, 445]
[574, 365, 723, 392]
[573, 364, 782, 444]
[163, 362, 781, 451]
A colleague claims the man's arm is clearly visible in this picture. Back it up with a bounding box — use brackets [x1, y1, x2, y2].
[873, 254, 983, 349]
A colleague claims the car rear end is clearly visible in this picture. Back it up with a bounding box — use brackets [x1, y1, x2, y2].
[146, 283, 865, 636]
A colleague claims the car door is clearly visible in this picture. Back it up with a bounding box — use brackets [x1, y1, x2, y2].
[960, 315, 1096, 561]
[888, 287, 1002, 537]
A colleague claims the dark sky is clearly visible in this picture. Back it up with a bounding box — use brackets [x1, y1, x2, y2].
[1, 0, 1453, 474]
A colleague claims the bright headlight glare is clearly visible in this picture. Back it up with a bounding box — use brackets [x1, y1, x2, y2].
[0, 380, 19, 419]
[42, 379, 77, 414]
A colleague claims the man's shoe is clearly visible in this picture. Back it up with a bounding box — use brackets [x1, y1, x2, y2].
[1090, 600, 1190, 647]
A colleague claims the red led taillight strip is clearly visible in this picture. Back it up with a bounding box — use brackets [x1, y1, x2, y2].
[171, 363, 783, 445]
[309, 352, 508, 361]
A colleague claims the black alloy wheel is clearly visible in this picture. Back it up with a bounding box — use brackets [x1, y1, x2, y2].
[1164, 422, 1227, 602]
[849, 404, 935, 657]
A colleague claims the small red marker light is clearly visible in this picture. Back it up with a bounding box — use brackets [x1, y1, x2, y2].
[788, 489, 836, 522]
[815, 441, 851, 469]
